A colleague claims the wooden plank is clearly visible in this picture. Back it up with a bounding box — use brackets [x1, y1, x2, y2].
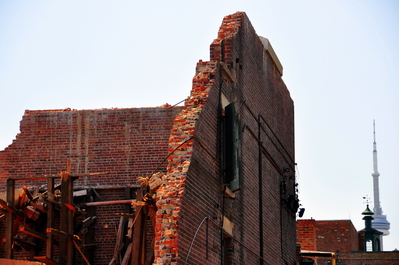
[84, 190, 96, 265]
[0, 198, 17, 214]
[224, 186, 236, 198]
[18, 189, 27, 208]
[121, 243, 133, 265]
[19, 226, 47, 241]
[11, 171, 108, 180]
[131, 190, 147, 265]
[81, 199, 136, 207]
[34, 256, 59, 265]
[145, 207, 156, 265]
[30, 201, 47, 213]
[70, 172, 108, 177]
[64, 203, 75, 212]
[23, 186, 34, 200]
[46, 228, 78, 240]
[5, 178, 15, 259]
[126, 218, 133, 239]
[46, 177, 54, 260]
[111, 216, 127, 265]
[108, 257, 115, 265]
[73, 240, 91, 265]
[0, 258, 44, 264]
[59, 169, 74, 265]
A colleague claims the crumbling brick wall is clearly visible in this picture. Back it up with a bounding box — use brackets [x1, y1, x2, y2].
[1, 11, 297, 265]
[154, 12, 297, 265]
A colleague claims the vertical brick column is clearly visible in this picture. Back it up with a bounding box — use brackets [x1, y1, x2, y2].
[297, 219, 318, 251]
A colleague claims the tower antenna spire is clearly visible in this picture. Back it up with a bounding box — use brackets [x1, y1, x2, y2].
[370, 120, 390, 250]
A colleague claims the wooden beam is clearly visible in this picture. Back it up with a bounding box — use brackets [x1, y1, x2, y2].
[5, 178, 15, 259]
[59, 170, 74, 265]
[121, 243, 132, 265]
[112, 216, 127, 264]
[23, 186, 34, 200]
[34, 256, 59, 265]
[46, 228, 79, 240]
[46, 177, 55, 261]
[0, 258, 45, 265]
[70, 172, 108, 177]
[30, 201, 47, 213]
[18, 189, 27, 208]
[73, 240, 91, 265]
[11, 172, 108, 180]
[81, 199, 136, 207]
[131, 190, 147, 265]
[224, 186, 236, 198]
[19, 226, 47, 241]
[0, 198, 17, 215]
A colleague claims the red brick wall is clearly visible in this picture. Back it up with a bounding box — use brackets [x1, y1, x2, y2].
[337, 251, 399, 264]
[166, 12, 296, 265]
[297, 219, 399, 265]
[1, 11, 297, 265]
[0, 107, 182, 263]
[316, 220, 359, 253]
[0, 107, 182, 188]
[297, 219, 318, 251]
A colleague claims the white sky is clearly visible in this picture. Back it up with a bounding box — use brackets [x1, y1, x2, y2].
[1, 0, 398, 251]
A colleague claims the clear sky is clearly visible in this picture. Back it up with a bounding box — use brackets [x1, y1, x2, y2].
[1, 0, 398, 251]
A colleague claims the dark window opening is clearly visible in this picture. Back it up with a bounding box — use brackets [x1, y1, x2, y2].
[222, 233, 234, 265]
[223, 103, 241, 191]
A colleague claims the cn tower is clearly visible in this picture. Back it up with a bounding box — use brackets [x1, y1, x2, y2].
[371, 120, 390, 249]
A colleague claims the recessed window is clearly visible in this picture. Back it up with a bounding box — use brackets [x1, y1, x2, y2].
[223, 102, 241, 191]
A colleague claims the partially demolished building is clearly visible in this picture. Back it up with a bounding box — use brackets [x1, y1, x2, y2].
[0, 12, 297, 265]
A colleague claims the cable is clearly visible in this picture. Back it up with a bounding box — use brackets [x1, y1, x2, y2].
[183, 215, 209, 265]
[183, 215, 271, 265]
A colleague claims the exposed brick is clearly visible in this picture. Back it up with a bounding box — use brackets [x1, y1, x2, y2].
[0, 11, 297, 265]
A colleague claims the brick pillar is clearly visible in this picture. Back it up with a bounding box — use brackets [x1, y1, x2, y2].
[297, 219, 318, 251]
